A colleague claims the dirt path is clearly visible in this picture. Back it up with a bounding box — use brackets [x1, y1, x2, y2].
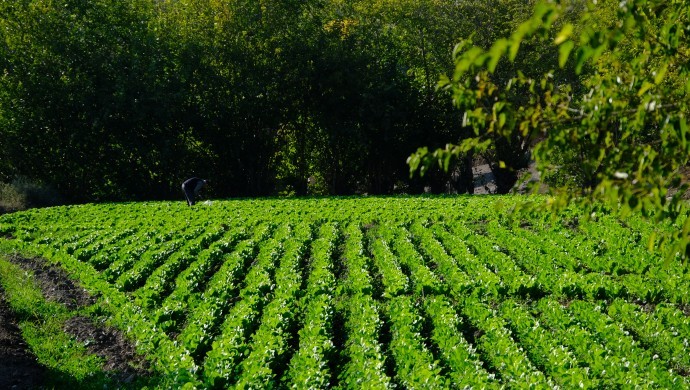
[11, 254, 96, 310]
[64, 316, 148, 380]
[0, 286, 48, 389]
[3, 255, 150, 385]
[472, 163, 497, 194]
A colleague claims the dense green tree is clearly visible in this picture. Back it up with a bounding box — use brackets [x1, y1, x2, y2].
[267, 0, 476, 195]
[0, 0, 194, 201]
[409, 0, 690, 257]
[0, 0, 561, 202]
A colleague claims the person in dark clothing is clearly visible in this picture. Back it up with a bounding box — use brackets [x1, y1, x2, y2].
[182, 177, 208, 206]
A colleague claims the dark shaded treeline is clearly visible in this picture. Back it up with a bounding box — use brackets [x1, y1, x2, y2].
[0, 0, 545, 202]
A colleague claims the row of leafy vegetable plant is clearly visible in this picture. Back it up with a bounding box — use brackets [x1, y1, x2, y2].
[1, 197, 689, 387]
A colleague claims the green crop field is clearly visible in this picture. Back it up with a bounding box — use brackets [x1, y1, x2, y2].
[1, 196, 689, 388]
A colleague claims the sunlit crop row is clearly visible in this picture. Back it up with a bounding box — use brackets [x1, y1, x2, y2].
[1, 196, 688, 387]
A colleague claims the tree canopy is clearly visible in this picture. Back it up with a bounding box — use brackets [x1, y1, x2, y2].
[1, 0, 488, 201]
[408, 0, 690, 258]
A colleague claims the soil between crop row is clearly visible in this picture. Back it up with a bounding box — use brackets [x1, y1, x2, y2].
[4, 254, 151, 384]
[10, 254, 96, 310]
[0, 285, 47, 389]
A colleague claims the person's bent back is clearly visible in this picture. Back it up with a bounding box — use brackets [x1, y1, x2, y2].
[182, 177, 207, 206]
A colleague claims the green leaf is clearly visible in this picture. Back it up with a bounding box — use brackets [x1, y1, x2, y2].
[554, 23, 573, 45]
[648, 233, 656, 252]
[407, 147, 429, 177]
[487, 39, 509, 73]
[455, 47, 485, 74]
[575, 46, 592, 74]
[654, 63, 668, 85]
[442, 151, 451, 172]
[680, 117, 688, 151]
[637, 81, 654, 96]
[437, 74, 451, 90]
[452, 40, 473, 60]
[508, 38, 522, 62]
[558, 40, 574, 68]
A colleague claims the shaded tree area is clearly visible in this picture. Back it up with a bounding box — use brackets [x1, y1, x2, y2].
[0, 0, 542, 202]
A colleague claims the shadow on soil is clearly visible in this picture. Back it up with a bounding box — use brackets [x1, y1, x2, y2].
[1, 255, 159, 389]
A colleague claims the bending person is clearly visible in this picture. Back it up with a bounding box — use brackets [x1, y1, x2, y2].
[182, 177, 208, 206]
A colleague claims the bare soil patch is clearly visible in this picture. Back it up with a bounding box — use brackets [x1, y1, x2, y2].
[64, 316, 150, 380]
[0, 286, 48, 389]
[6, 255, 151, 383]
[681, 304, 690, 317]
[8, 254, 95, 309]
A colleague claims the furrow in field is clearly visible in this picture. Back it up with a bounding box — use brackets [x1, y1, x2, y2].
[497, 298, 598, 388]
[336, 222, 393, 389]
[429, 222, 504, 297]
[568, 299, 688, 387]
[408, 222, 483, 297]
[459, 295, 552, 387]
[385, 225, 444, 296]
[203, 222, 313, 388]
[385, 295, 446, 389]
[447, 221, 541, 297]
[72, 227, 139, 264]
[226, 222, 321, 388]
[535, 297, 683, 387]
[115, 218, 226, 293]
[177, 223, 285, 360]
[366, 224, 409, 298]
[607, 299, 690, 375]
[87, 228, 154, 271]
[103, 225, 183, 283]
[483, 220, 630, 301]
[114, 233, 191, 292]
[155, 223, 273, 334]
[423, 295, 500, 388]
[131, 224, 241, 310]
[282, 222, 340, 388]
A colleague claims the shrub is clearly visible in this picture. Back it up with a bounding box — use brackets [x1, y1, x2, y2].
[0, 182, 26, 213]
[0, 177, 62, 213]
